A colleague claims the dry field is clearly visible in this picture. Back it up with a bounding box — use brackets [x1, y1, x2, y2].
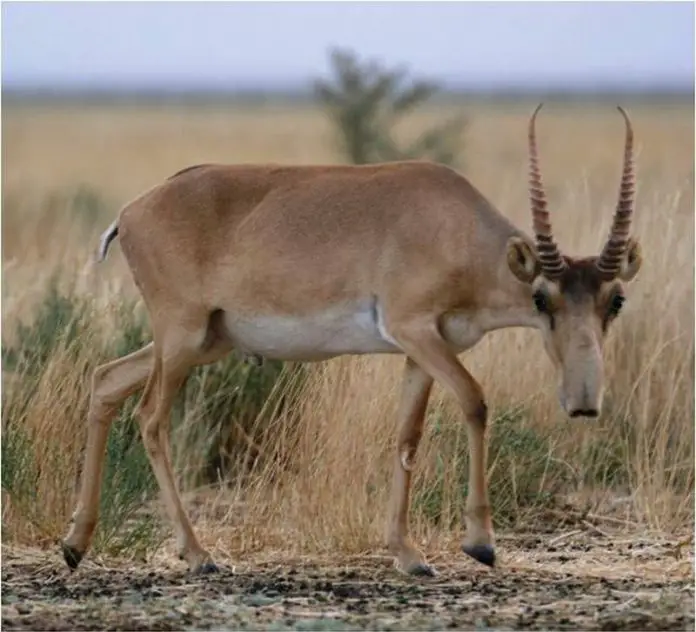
[2, 99, 694, 630]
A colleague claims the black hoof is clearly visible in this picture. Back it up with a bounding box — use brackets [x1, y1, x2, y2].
[61, 543, 83, 570]
[462, 543, 496, 567]
[407, 563, 437, 577]
[192, 561, 220, 575]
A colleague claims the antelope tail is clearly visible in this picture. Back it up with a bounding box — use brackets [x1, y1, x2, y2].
[97, 219, 120, 262]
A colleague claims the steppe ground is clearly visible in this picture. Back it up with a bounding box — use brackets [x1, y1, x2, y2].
[2, 97, 694, 630]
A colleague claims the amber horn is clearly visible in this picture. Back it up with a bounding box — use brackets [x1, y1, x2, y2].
[528, 103, 566, 279]
[596, 106, 635, 280]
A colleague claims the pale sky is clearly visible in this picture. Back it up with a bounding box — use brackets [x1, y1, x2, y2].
[2, 2, 694, 90]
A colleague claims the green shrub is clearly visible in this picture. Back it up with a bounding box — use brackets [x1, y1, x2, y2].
[413, 406, 570, 529]
[412, 404, 646, 530]
[178, 357, 306, 487]
[69, 184, 108, 228]
[2, 275, 84, 380]
[1, 421, 41, 539]
[315, 48, 466, 166]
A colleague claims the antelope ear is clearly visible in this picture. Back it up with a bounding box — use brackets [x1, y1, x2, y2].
[506, 237, 539, 284]
[619, 238, 642, 282]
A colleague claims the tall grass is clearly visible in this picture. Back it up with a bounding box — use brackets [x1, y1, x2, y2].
[2, 100, 693, 563]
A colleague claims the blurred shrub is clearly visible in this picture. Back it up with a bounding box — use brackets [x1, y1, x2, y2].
[2, 275, 83, 384]
[314, 48, 466, 166]
[68, 184, 109, 231]
[411, 406, 635, 529]
[40, 184, 111, 234]
[178, 356, 306, 488]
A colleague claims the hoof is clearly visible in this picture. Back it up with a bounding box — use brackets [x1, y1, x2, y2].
[407, 562, 437, 577]
[191, 561, 220, 575]
[61, 543, 83, 570]
[462, 543, 496, 567]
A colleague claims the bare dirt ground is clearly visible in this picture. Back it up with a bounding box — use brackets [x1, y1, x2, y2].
[2, 532, 694, 631]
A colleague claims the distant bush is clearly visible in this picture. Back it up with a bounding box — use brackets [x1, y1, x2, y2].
[314, 48, 466, 166]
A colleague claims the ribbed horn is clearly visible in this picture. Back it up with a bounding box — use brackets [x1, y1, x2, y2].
[596, 106, 635, 280]
[529, 103, 567, 279]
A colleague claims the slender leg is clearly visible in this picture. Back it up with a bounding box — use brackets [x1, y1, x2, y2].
[391, 317, 495, 567]
[387, 357, 435, 575]
[137, 336, 217, 573]
[62, 343, 154, 568]
[62, 336, 232, 571]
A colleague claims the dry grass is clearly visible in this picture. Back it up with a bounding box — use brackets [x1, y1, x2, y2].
[2, 99, 693, 563]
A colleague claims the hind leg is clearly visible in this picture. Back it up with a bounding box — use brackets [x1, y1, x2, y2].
[63, 343, 155, 568]
[62, 325, 232, 571]
[137, 319, 230, 573]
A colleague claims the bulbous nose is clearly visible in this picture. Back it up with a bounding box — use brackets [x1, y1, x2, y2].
[568, 408, 599, 419]
[559, 327, 604, 420]
[559, 379, 603, 420]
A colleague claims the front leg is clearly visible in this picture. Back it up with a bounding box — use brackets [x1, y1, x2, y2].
[389, 315, 496, 567]
[387, 357, 435, 576]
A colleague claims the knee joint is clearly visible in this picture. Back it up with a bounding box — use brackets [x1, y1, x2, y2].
[89, 368, 114, 423]
[467, 399, 488, 428]
[135, 389, 157, 421]
[91, 364, 109, 389]
[141, 422, 161, 456]
[398, 427, 423, 471]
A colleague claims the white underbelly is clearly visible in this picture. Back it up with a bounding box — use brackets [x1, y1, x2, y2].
[222, 300, 401, 361]
[221, 300, 497, 362]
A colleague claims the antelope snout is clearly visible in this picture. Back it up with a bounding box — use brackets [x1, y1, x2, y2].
[559, 343, 604, 420]
[559, 387, 603, 419]
[568, 407, 599, 419]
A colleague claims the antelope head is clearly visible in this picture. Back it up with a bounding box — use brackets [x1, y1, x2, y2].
[506, 104, 642, 418]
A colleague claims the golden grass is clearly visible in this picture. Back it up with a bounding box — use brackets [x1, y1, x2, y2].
[2, 99, 693, 560]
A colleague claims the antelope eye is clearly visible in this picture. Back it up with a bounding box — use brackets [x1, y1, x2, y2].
[609, 294, 625, 315]
[533, 291, 549, 313]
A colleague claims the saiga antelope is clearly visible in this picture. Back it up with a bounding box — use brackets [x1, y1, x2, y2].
[62, 105, 641, 577]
